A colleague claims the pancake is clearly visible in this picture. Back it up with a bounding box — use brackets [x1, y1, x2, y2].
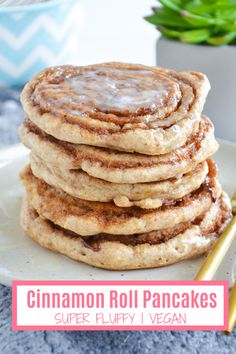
[20, 193, 232, 270]
[30, 153, 209, 209]
[20, 116, 218, 184]
[20, 163, 221, 236]
[20, 62, 210, 155]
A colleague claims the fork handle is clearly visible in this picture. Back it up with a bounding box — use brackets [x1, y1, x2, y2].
[195, 216, 236, 280]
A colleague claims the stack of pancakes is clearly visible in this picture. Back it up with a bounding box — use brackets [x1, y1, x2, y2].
[19, 62, 232, 270]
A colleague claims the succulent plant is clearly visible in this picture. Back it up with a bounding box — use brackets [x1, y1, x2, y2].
[145, 0, 236, 45]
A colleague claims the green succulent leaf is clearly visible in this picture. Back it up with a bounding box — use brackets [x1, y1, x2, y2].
[219, 23, 236, 32]
[180, 28, 212, 43]
[185, 4, 218, 16]
[158, 26, 182, 39]
[215, 8, 236, 20]
[207, 31, 236, 45]
[181, 12, 217, 27]
[145, 8, 191, 29]
[159, 0, 182, 12]
[145, 0, 236, 45]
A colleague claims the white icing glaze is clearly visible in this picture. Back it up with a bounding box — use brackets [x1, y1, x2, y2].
[51, 68, 171, 113]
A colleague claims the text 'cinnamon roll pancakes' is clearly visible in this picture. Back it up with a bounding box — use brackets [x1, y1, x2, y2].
[19, 62, 232, 270]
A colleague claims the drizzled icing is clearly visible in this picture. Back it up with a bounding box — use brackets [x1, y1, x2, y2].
[36, 68, 173, 115]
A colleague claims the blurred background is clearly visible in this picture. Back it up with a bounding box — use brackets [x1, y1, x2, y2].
[76, 0, 157, 65]
[0, 0, 235, 142]
[0, 0, 157, 85]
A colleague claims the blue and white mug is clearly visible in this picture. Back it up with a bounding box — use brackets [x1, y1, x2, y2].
[0, 0, 79, 86]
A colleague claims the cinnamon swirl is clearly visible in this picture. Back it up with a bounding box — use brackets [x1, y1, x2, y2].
[21, 62, 210, 155]
[20, 163, 221, 236]
[20, 116, 218, 184]
[20, 193, 232, 270]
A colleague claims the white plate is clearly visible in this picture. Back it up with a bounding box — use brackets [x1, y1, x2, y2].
[0, 142, 235, 287]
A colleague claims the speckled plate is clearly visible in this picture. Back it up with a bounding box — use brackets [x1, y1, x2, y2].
[0, 142, 235, 287]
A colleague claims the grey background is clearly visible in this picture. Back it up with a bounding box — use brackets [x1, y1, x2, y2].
[156, 38, 236, 143]
[0, 88, 235, 353]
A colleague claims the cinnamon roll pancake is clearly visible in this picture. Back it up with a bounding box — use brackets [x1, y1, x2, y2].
[21, 62, 210, 155]
[20, 116, 218, 184]
[19, 61, 232, 271]
[20, 163, 221, 236]
[20, 194, 232, 270]
[30, 154, 209, 209]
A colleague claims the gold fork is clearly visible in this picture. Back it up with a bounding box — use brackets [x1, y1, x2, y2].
[195, 191, 236, 333]
[227, 192, 236, 334]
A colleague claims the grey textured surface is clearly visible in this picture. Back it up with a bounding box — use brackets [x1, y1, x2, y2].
[0, 88, 236, 354]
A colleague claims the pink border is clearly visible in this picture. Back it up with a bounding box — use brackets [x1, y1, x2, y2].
[12, 280, 228, 331]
